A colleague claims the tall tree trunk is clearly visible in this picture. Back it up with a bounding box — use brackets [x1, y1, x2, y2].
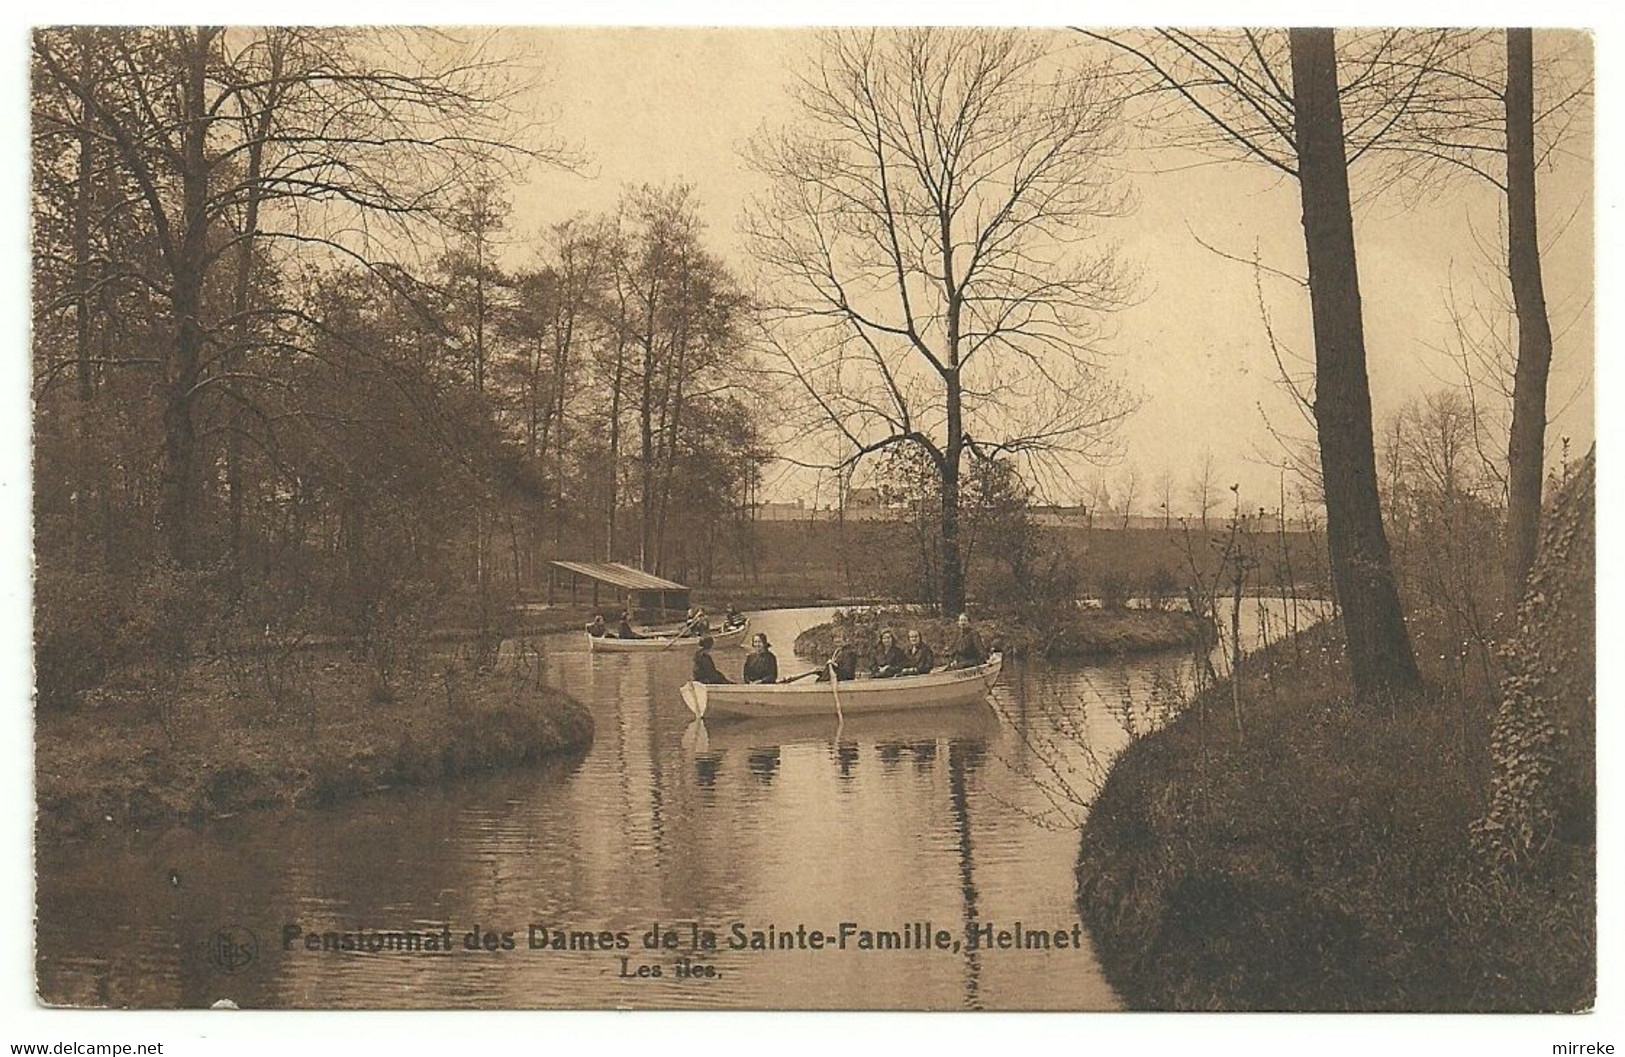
[226, 87, 272, 566]
[552, 300, 573, 548]
[473, 233, 487, 396]
[606, 330, 626, 561]
[638, 345, 655, 569]
[472, 229, 488, 596]
[159, 29, 216, 569]
[1503, 27, 1555, 606]
[654, 316, 689, 572]
[527, 333, 543, 574]
[1289, 28, 1421, 702]
[941, 375, 965, 616]
[939, 202, 966, 617]
[633, 253, 662, 570]
[71, 35, 95, 409]
[70, 32, 97, 551]
[637, 271, 659, 570]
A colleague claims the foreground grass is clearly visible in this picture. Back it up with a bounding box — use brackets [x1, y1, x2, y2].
[1075, 624, 1594, 1011]
[794, 606, 1211, 664]
[36, 657, 594, 843]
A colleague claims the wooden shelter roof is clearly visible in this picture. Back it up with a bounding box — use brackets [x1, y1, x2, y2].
[547, 561, 687, 593]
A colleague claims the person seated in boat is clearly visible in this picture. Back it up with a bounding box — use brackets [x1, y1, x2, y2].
[681, 606, 711, 637]
[945, 611, 987, 669]
[616, 610, 645, 639]
[587, 614, 607, 637]
[899, 628, 935, 676]
[742, 632, 778, 684]
[692, 636, 731, 684]
[816, 632, 858, 682]
[722, 604, 745, 630]
[870, 629, 907, 678]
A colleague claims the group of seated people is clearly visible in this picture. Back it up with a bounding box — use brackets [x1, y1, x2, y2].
[587, 604, 746, 640]
[690, 612, 989, 686]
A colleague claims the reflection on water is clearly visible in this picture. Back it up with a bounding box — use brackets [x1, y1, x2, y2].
[35, 601, 1316, 1010]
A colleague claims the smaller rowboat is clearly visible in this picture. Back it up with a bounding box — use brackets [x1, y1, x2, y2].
[679, 653, 1002, 720]
[588, 619, 749, 653]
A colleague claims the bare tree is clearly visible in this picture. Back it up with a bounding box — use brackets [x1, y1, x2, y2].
[1382, 389, 1506, 692]
[1087, 472, 1113, 530]
[1289, 29, 1421, 698]
[579, 184, 754, 576]
[442, 179, 512, 397]
[536, 218, 607, 547]
[1503, 30, 1559, 606]
[1354, 29, 1589, 605]
[1090, 28, 1424, 700]
[31, 26, 571, 567]
[1186, 449, 1217, 532]
[1117, 462, 1141, 529]
[1154, 466, 1174, 529]
[746, 28, 1137, 614]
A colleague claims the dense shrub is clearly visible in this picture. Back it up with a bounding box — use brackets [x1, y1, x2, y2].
[34, 566, 125, 709]
[1093, 569, 1131, 610]
[1143, 564, 1178, 611]
[35, 561, 229, 708]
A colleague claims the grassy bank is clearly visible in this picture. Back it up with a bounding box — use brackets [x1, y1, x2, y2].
[794, 606, 1211, 664]
[36, 658, 594, 843]
[1074, 622, 1594, 1011]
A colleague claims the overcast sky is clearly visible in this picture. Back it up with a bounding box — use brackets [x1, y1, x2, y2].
[504, 28, 1593, 514]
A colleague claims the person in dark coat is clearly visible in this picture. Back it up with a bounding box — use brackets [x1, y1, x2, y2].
[900, 629, 935, 676]
[743, 633, 778, 684]
[870, 629, 906, 678]
[816, 632, 858, 682]
[587, 615, 607, 637]
[723, 604, 745, 630]
[692, 636, 731, 684]
[947, 611, 987, 669]
[616, 610, 645, 639]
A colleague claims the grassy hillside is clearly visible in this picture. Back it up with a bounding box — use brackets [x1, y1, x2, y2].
[1074, 456, 1595, 1011]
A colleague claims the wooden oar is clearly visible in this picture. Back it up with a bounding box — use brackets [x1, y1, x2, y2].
[779, 669, 821, 684]
[659, 618, 703, 652]
[828, 660, 845, 728]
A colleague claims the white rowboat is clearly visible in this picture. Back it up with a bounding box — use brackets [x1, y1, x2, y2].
[587, 620, 750, 653]
[680, 653, 1002, 720]
[685, 703, 1001, 752]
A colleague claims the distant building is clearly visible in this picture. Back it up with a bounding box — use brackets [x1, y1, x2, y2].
[754, 499, 808, 521]
[846, 486, 884, 509]
[1030, 504, 1315, 532]
[843, 486, 900, 521]
[751, 497, 1314, 531]
[752, 488, 903, 522]
[1030, 504, 1090, 527]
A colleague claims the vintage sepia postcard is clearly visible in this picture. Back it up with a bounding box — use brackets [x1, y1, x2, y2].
[29, 25, 1594, 1014]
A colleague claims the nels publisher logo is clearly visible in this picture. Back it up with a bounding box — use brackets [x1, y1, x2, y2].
[208, 925, 258, 974]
